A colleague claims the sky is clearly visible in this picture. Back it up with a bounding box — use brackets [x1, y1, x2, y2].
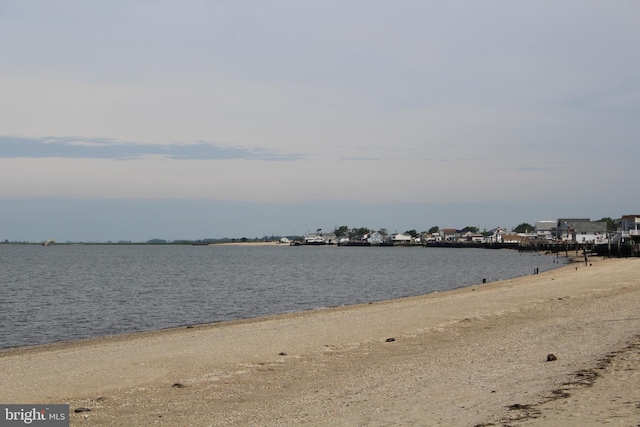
[1, 1, 638, 242]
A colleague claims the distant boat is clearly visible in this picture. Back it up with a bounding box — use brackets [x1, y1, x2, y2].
[42, 240, 56, 246]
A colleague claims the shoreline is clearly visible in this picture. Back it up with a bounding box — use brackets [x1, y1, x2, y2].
[1, 249, 568, 352]
[2, 256, 639, 425]
[212, 241, 284, 246]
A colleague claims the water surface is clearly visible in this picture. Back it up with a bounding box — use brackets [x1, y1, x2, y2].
[0, 244, 564, 348]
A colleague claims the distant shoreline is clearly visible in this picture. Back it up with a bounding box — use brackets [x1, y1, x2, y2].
[213, 241, 285, 246]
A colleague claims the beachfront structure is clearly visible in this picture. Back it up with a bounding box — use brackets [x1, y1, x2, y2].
[484, 227, 507, 243]
[500, 234, 530, 244]
[303, 234, 325, 244]
[556, 218, 608, 243]
[427, 232, 443, 242]
[440, 228, 461, 242]
[616, 215, 640, 243]
[362, 231, 384, 245]
[387, 233, 412, 245]
[535, 221, 556, 240]
[303, 233, 338, 245]
[461, 231, 484, 243]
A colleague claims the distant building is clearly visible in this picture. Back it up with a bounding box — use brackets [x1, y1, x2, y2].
[501, 234, 530, 244]
[388, 233, 412, 245]
[535, 221, 556, 241]
[303, 233, 337, 245]
[461, 231, 483, 243]
[440, 228, 461, 242]
[556, 218, 608, 243]
[362, 231, 384, 245]
[485, 227, 507, 243]
[616, 215, 640, 243]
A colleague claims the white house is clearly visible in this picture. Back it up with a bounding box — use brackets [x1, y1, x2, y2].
[484, 227, 507, 243]
[303, 234, 325, 244]
[389, 233, 412, 245]
[461, 231, 484, 243]
[363, 231, 384, 245]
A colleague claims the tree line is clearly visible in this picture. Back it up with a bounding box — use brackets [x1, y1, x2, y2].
[326, 217, 617, 240]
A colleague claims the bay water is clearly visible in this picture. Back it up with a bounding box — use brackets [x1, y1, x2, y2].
[0, 244, 564, 349]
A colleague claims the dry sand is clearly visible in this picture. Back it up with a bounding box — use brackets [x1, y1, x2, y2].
[1, 256, 639, 426]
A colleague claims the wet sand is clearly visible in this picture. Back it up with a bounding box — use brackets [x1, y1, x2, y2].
[1, 256, 639, 426]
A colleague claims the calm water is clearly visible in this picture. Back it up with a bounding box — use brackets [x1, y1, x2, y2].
[0, 244, 565, 349]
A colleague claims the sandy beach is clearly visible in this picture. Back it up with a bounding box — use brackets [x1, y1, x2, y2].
[1, 256, 639, 426]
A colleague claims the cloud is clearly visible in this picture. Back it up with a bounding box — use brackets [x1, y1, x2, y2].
[0, 135, 301, 161]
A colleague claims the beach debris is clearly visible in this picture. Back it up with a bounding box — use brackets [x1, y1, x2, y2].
[504, 402, 541, 421]
[74, 407, 91, 413]
[547, 353, 558, 362]
[172, 382, 185, 388]
[278, 352, 287, 356]
[571, 369, 599, 386]
[507, 403, 531, 410]
[549, 388, 570, 399]
[385, 337, 396, 343]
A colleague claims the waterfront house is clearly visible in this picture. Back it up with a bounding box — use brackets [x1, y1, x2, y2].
[535, 221, 556, 241]
[501, 234, 530, 245]
[556, 218, 608, 243]
[485, 227, 507, 244]
[362, 231, 384, 245]
[440, 228, 461, 242]
[304, 234, 325, 244]
[428, 232, 443, 242]
[616, 215, 640, 243]
[388, 233, 412, 245]
[461, 231, 484, 243]
[303, 233, 337, 245]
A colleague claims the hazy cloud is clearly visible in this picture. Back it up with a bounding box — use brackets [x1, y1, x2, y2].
[0, 136, 301, 161]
